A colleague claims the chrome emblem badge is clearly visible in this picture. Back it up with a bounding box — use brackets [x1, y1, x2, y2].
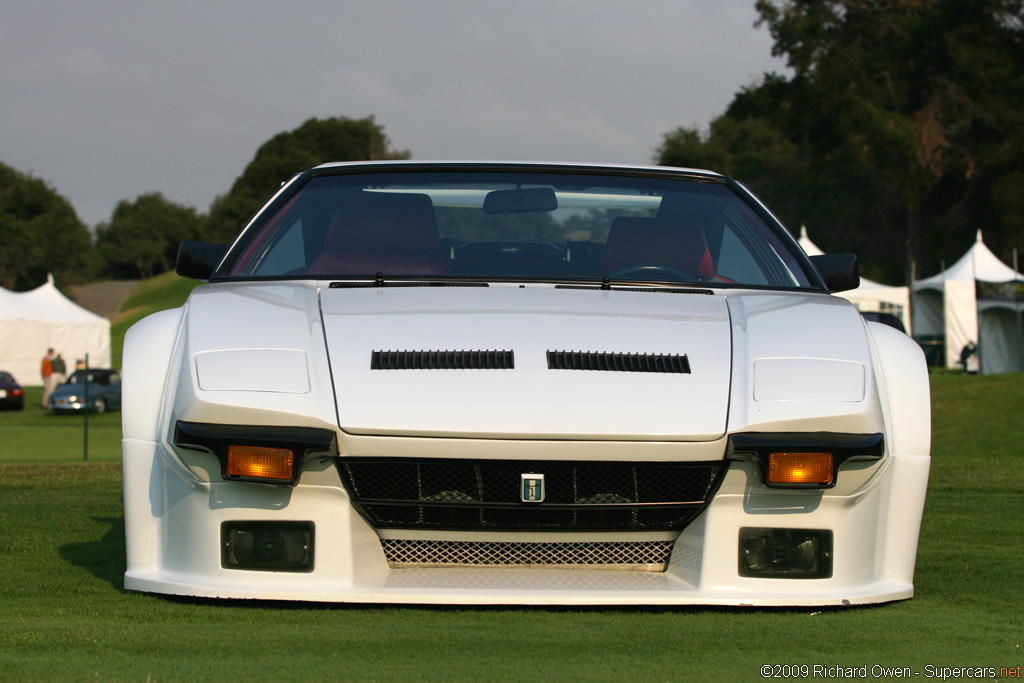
[521, 473, 545, 502]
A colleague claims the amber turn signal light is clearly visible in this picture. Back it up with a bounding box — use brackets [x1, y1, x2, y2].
[768, 452, 833, 485]
[226, 445, 295, 481]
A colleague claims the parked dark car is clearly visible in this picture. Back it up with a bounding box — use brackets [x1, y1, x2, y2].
[49, 369, 122, 414]
[861, 311, 907, 334]
[0, 371, 25, 410]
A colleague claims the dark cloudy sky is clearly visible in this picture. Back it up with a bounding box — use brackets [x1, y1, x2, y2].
[1, 1, 787, 227]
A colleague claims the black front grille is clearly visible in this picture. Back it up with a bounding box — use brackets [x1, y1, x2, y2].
[336, 458, 727, 532]
[546, 351, 690, 374]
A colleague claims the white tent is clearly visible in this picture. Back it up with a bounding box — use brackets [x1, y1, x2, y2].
[799, 226, 912, 333]
[913, 230, 1024, 374]
[0, 274, 111, 386]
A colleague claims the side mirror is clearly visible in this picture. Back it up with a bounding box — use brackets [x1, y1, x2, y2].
[809, 253, 859, 293]
[176, 241, 229, 281]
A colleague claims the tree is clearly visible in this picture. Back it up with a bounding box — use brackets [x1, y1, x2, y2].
[0, 162, 96, 291]
[658, 115, 802, 222]
[205, 116, 410, 244]
[658, 0, 1024, 284]
[95, 193, 203, 279]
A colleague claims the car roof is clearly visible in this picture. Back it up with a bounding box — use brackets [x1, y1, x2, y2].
[309, 159, 724, 179]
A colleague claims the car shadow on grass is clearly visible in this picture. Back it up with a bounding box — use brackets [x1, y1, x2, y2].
[59, 516, 127, 591]
[52, 516, 883, 616]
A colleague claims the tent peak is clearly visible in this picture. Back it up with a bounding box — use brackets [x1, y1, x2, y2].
[915, 229, 1022, 287]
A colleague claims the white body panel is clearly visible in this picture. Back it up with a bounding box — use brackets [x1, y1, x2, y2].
[122, 281, 930, 606]
[322, 285, 731, 440]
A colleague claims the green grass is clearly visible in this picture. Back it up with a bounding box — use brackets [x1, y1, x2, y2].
[0, 387, 121, 463]
[1, 372, 1022, 680]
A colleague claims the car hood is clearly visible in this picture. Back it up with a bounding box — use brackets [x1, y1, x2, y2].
[51, 382, 113, 397]
[180, 283, 876, 443]
[320, 285, 732, 440]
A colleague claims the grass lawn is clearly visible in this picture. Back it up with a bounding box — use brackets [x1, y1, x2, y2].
[0, 387, 121, 463]
[0, 272, 1021, 680]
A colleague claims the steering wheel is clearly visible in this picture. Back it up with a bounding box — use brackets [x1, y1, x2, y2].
[605, 262, 696, 282]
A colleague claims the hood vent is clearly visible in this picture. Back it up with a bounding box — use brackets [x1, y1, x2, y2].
[372, 350, 514, 370]
[547, 350, 690, 374]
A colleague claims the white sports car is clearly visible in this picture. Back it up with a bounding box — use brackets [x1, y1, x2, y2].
[122, 161, 931, 606]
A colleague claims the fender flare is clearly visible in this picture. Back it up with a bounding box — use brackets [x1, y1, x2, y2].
[865, 321, 931, 458]
[122, 307, 186, 442]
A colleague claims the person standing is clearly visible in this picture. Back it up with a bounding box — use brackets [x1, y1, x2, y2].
[41, 348, 55, 408]
[52, 353, 67, 387]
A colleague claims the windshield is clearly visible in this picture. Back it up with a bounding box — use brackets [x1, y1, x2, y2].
[223, 169, 813, 288]
[66, 370, 116, 385]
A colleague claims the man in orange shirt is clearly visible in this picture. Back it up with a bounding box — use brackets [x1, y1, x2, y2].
[41, 348, 55, 408]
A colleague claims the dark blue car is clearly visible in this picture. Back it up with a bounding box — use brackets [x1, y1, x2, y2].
[49, 369, 122, 414]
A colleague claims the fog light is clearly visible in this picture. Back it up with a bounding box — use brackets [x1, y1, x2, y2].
[739, 527, 833, 578]
[768, 452, 833, 485]
[226, 445, 294, 481]
[222, 522, 314, 572]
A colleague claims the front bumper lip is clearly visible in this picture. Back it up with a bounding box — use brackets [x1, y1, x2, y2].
[51, 400, 87, 412]
[123, 566, 915, 607]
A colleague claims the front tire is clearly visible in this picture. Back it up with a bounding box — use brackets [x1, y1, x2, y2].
[92, 398, 106, 414]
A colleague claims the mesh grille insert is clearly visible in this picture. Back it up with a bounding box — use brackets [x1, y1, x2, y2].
[371, 350, 514, 370]
[381, 539, 675, 570]
[547, 350, 690, 374]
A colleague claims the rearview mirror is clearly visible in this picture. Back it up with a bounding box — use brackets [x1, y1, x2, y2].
[482, 187, 558, 214]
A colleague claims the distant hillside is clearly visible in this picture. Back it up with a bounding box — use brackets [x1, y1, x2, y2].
[110, 272, 199, 369]
[69, 280, 138, 320]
